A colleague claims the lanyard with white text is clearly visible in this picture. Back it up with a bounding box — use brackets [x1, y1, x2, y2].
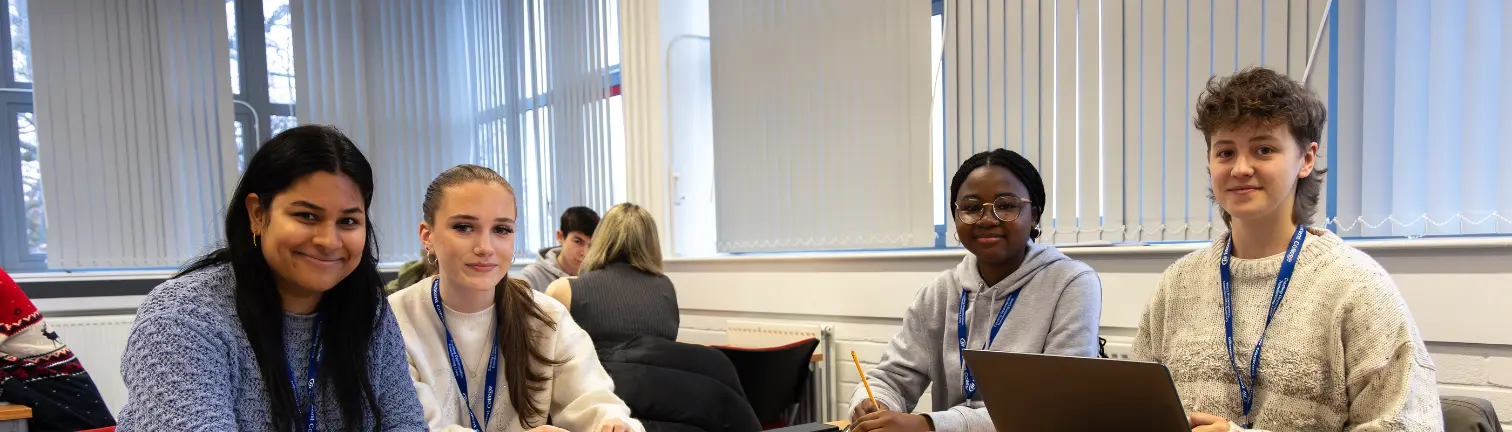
[285, 315, 323, 432]
[957, 287, 1021, 399]
[1221, 224, 1306, 428]
[432, 279, 499, 431]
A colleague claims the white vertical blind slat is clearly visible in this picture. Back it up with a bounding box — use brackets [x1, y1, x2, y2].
[1102, 0, 1126, 244]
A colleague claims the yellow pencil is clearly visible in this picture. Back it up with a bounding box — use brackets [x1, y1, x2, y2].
[851, 350, 880, 411]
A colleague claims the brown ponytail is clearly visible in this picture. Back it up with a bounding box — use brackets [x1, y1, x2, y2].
[421, 164, 564, 429]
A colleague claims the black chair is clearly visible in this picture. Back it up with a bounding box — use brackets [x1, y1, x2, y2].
[1443, 395, 1503, 432]
[714, 338, 821, 430]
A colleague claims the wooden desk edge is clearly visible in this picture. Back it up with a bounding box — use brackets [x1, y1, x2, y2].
[826, 420, 850, 429]
[0, 404, 32, 420]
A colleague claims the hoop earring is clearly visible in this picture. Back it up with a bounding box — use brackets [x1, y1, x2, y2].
[252, 235, 260, 247]
[428, 253, 438, 266]
[1030, 227, 1042, 240]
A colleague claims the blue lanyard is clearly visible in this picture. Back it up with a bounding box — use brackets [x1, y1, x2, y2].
[285, 315, 323, 432]
[957, 287, 1021, 399]
[431, 279, 499, 431]
[1221, 224, 1306, 429]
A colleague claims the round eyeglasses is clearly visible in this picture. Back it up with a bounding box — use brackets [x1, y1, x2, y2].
[954, 196, 1033, 224]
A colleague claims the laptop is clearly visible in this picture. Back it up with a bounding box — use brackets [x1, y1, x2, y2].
[961, 350, 1190, 431]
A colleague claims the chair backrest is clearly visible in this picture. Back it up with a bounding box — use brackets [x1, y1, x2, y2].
[714, 338, 821, 427]
[1443, 395, 1503, 432]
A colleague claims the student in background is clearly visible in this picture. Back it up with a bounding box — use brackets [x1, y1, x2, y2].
[849, 149, 1103, 432]
[545, 203, 679, 349]
[518, 207, 600, 292]
[1133, 67, 1441, 432]
[116, 125, 427, 430]
[391, 165, 639, 432]
[0, 268, 115, 432]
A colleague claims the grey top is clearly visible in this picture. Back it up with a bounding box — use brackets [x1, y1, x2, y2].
[567, 262, 680, 348]
[849, 242, 1103, 432]
[519, 247, 568, 292]
[116, 263, 427, 431]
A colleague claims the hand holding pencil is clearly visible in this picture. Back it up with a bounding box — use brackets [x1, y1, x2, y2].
[849, 351, 890, 421]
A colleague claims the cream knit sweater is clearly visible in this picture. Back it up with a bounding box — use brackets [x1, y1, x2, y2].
[1133, 228, 1442, 431]
[390, 277, 643, 432]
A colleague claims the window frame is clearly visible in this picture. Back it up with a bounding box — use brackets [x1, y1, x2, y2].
[0, 0, 39, 270]
[0, 0, 38, 270]
[229, 0, 295, 168]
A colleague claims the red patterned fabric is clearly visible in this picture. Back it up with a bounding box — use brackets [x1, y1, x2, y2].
[0, 268, 116, 431]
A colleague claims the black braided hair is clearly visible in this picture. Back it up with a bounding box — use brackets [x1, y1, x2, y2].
[948, 148, 1048, 240]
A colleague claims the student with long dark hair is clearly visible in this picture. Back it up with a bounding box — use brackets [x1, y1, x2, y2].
[849, 149, 1103, 432]
[391, 164, 639, 432]
[116, 125, 426, 431]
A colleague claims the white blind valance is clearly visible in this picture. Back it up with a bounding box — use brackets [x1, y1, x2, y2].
[710, 0, 934, 252]
[33, 0, 236, 268]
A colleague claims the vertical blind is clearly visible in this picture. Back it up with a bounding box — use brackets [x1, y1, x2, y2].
[943, 0, 1331, 245]
[33, 0, 236, 268]
[710, 0, 934, 253]
[1331, 0, 1512, 237]
[295, 0, 622, 262]
[293, 0, 473, 263]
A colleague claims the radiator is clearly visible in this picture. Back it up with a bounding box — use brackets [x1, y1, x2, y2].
[725, 320, 835, 424]
[45, 315, 136, 416]
[1103, 335, 1135, 360]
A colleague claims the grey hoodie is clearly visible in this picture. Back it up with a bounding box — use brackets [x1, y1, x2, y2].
[518, 246, 568, 292]
[849, 242, 1102, 432]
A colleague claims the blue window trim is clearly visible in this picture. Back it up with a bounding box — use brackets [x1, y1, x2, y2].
[1324, 1, 1340, 232]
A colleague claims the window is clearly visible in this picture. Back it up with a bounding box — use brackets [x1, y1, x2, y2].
[228, 0, 296, 170]
[477, 0, 624, 256]
[0, 0, 38, 270]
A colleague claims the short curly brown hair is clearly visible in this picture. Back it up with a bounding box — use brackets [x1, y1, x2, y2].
[1194, 67, 1327, 226]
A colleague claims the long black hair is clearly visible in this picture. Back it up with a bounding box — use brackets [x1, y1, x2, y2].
[178, 125, 386, 431]
[949, 148, 1048, 240]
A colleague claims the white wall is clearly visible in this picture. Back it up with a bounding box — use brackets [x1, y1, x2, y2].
[666, 243, 1512, 427]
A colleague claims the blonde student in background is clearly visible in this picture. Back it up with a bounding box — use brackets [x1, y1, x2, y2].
[848, 148, 1104, 432]
[1132, 67, 1441, 432]
[389, 164, 642, 432]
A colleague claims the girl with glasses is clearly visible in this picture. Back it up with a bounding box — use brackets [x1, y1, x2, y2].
[849, 148, 1104, 432]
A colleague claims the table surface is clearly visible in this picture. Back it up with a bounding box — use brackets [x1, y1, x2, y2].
[0, 404, 31, 421]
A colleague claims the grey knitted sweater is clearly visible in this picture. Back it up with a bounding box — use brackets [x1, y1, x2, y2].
[116, 263, 427, 431]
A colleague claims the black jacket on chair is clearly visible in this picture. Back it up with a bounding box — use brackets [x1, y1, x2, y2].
[598, 335, 763, 432]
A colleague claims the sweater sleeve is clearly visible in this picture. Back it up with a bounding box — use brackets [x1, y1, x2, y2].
[1044, 271, 1102, 357]
[1336, 278, 1443, 431]
[849, 284, 941, 415]
[1131, 271, 1172, 363]
[921, 406, 995, 432]
[117, 313, 238, 431]
[548, 310, 645, 432]
[371, 305, 431, 431]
